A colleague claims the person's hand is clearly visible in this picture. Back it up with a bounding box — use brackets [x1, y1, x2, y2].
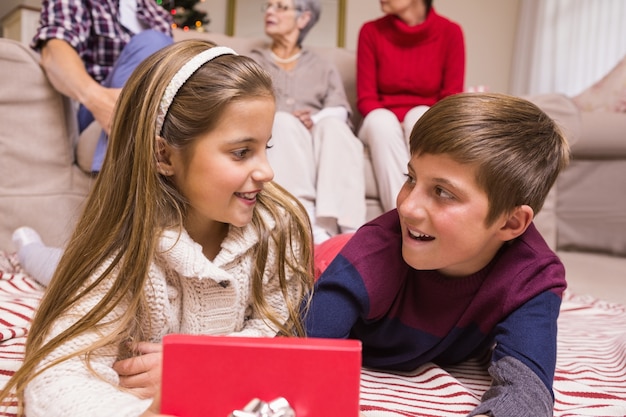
[293, 109, 313, 130]
[84, 84, 122, 135]
[114, 341, 163, 399]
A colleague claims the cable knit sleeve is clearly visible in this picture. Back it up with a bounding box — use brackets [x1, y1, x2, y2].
[24, 261, 153, 417]
[439, 18, 465, 100]
[356, 21, 383, 117]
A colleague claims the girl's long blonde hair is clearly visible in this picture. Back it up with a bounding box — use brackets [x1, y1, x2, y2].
[0, 39, 314, 413]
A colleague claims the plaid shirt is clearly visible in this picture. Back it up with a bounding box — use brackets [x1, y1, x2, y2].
[31, 0, 173, 83]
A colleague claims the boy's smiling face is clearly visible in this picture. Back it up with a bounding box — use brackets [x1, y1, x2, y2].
[396, 153, 511, 277]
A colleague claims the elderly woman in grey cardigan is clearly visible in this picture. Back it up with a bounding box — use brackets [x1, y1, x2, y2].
[250, 0, 366, 244]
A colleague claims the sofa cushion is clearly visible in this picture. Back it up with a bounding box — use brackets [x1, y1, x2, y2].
[557, 159, 626, 256]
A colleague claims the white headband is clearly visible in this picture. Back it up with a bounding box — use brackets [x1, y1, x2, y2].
[155, 46, 238, 136]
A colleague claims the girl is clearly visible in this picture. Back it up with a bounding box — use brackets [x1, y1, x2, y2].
[0, 39, 314, 416]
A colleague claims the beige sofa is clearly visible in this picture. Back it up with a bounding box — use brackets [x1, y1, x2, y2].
[1, 31, 625, 303]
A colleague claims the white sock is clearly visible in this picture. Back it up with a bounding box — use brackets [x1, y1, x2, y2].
[12, 227, 62, 286]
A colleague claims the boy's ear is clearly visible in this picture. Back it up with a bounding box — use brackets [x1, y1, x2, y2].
[156, 136, 175, 176]
[498, 205, 534, 241]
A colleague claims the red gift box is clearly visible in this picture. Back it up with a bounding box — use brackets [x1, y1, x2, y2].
[161, 334, 362, 417]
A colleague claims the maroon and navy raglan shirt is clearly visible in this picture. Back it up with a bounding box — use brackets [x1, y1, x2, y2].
[305, 209, 566, 417]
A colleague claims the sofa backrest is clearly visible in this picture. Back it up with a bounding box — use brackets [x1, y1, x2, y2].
[173, 30, 361, 129]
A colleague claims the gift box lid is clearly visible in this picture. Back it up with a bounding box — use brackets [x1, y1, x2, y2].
[161, 334, 362, 417]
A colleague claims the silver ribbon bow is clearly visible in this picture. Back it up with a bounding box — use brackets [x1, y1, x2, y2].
[230, 397, 296, 417]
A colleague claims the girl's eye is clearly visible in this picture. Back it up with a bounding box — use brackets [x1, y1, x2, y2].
[232, 148, 250, 160]
[436, 186, 455, 200]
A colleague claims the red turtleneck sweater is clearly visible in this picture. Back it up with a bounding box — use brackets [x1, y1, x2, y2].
[356, 8, 466, 122]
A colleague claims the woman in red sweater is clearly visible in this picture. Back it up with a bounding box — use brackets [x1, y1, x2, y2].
[357, 0, 465, 211]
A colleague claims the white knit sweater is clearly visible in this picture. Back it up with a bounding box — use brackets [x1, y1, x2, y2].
[24, 208, 302, 417]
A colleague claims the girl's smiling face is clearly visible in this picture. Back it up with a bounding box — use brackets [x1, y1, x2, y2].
[396, 152, 510, 277]
[167, 97, 276, 235]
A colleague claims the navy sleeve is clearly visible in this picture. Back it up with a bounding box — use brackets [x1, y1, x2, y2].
[493, 291, 561, 393]
[470, 291, 562, 416]
[304, 254, 370, 339]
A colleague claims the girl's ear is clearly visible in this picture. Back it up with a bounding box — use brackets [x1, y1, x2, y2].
[156, 136, 175, 176]
[498, 205, 534, 241]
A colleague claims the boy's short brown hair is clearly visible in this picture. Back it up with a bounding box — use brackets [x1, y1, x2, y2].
[409, 93, 571, 225]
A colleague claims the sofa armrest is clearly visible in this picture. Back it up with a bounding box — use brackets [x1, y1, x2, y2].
[0, 39, 76, 173]
[572, 111, 626, 158]
[0, 38, 91, 251]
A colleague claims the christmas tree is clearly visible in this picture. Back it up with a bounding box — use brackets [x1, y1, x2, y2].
[157, 0, 210, 31]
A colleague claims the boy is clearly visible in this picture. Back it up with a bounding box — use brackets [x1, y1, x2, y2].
[305, 93, 571, 417]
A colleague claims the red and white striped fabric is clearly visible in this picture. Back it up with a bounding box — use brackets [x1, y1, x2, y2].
[0, 251, 625, 417]
[360, 294, 626, 416]
[0, 252, 42, 416]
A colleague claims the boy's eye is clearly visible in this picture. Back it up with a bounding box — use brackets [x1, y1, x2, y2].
[435, 186, 455, 200]
[403, 173, 416, 184]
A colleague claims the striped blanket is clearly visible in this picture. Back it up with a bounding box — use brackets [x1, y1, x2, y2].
[1, 251, 625, 417]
